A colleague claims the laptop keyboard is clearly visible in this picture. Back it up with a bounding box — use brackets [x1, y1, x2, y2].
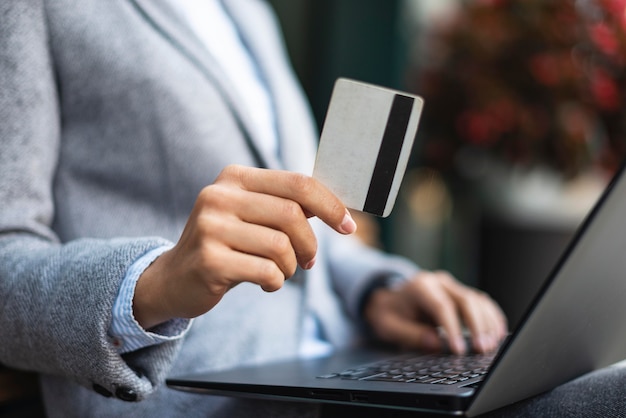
[317, 353, 494, 387]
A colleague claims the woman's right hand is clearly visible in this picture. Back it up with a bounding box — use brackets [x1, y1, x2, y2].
[132, 165, 357, 329]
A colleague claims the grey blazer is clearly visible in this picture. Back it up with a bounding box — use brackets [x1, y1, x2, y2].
[0, 0, 417, 416]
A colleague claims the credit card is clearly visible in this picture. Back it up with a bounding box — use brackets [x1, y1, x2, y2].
[312, 78, 424, 217]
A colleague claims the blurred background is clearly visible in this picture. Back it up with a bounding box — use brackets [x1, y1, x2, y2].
[267, 0, 626, 328]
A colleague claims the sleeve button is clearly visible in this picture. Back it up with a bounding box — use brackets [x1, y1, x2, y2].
[115, 386, 138, 402]
[92, 384, 113, 398]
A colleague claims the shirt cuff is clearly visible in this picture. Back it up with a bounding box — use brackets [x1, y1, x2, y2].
[109, 245, 192, 354]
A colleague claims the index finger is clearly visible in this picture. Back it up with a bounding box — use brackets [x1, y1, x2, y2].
[409, 275, 467, 354]
[218, 165, 357, 235]
[438, 274, 508, 352]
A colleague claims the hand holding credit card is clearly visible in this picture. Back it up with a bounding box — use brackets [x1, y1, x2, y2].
[312, 78, 424, 217]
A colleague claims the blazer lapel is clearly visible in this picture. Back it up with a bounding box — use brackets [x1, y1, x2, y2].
[222, 0, 320, 175]
[127, 0, 281, 169]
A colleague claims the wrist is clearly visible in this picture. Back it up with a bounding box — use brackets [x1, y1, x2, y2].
[358, 274, 406, 319]
[133, 250, 175, 330]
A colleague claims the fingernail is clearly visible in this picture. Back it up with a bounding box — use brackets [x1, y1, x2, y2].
[304, 257, 316, 270]
[476, 334, 494, 352]
[487, 334, 499, 351]
[475, 335, 488, 352]
[452, 336, 467, 354]
[339, 209, 357, 234]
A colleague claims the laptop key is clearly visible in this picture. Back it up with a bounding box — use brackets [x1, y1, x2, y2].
[414, 377, 446, 384]
[461, 378, 485, 389]
[365, 375, 416, 383]
[435, 380, 459, 385]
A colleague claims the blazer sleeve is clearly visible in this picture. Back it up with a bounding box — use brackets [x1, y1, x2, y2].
[0, 2, 181, 401]
[322, 226, 420, 322]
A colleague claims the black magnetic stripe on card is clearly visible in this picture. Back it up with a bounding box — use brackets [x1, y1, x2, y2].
[363, 94, 414, 216]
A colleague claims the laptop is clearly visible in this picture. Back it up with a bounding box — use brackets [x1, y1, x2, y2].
[167, 161, 626, 416]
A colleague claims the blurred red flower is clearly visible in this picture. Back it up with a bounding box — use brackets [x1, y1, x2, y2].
[412, 0, 626, 178]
